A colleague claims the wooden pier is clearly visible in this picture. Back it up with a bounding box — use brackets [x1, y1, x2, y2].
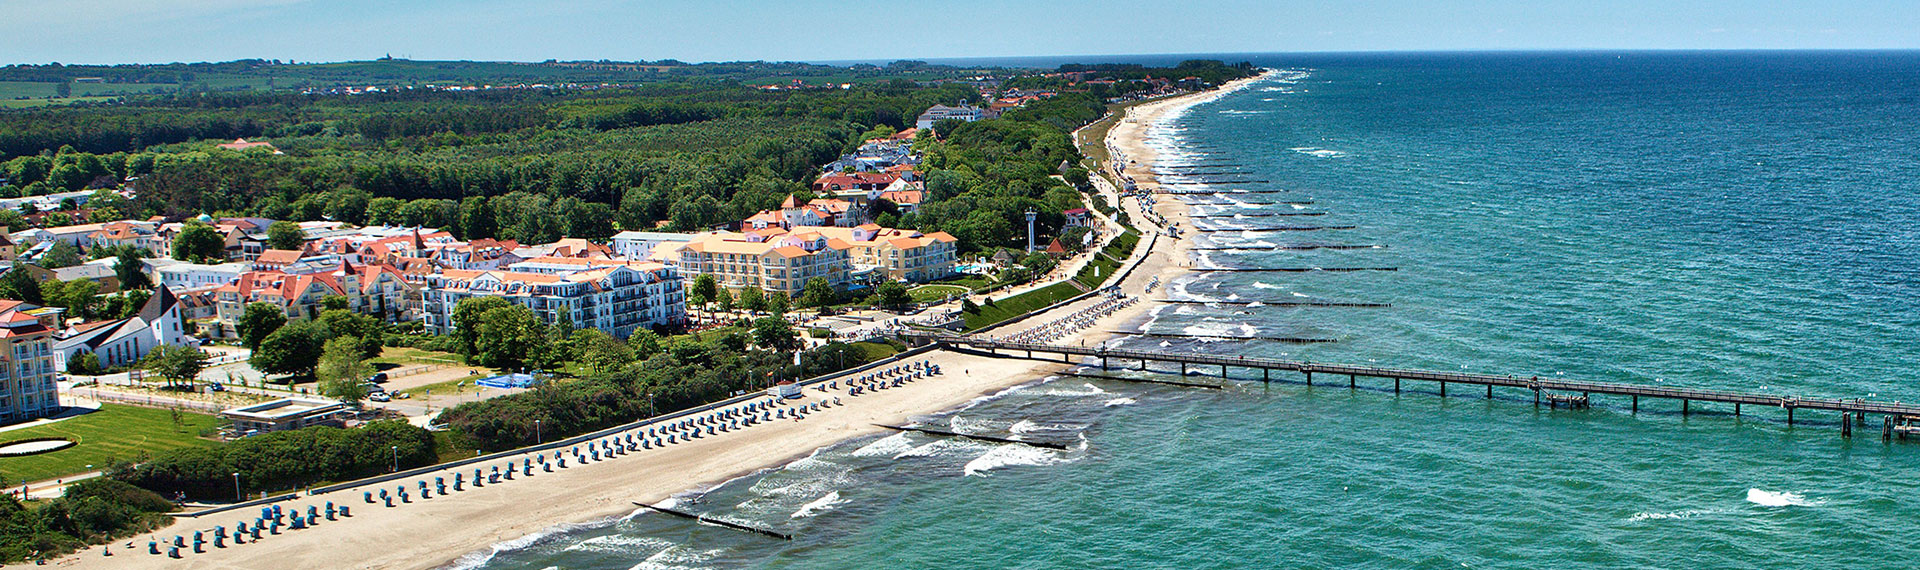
[1188, 266, 1398, 273]
[1106, 331, 1338, 344]
[1188, 212, 1328, 218]
[1189, 244, 1382, 251]
[632, 502, 793, 540]
[1190, 225, 1359, 232]
[1154, 299, 1390, 308]
[904, 334, 1920, 440]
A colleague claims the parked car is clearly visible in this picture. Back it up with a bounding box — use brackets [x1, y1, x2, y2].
[208, 382, 225, 392]
[368, 392, 391, 402]
[368, 372, 389, 384]
[362, 382, 386, 394]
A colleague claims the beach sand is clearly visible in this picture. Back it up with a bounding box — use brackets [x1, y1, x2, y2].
[56, 74, 1268, 570]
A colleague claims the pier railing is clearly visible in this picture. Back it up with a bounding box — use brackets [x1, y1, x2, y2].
[904, 333, 1920, 432]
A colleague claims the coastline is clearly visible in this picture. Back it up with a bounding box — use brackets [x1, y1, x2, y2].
[55, 74, 1266, 570]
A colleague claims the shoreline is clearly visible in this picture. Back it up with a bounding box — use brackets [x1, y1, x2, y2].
[54, 75, 1266, 570]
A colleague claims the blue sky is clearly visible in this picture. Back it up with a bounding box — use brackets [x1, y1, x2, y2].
[3, 0, 1917, 65]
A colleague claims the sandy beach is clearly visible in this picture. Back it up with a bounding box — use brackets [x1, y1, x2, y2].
[53, 75, 1268, 570]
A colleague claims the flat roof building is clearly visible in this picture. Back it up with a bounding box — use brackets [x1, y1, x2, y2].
[220, 397, 350, 435]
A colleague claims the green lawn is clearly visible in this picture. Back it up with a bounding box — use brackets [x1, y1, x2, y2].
[909, 284, 968, 303]
[1072, 230, 1140, 290]
[962, 281, 1085, 331]
[0, 404, 222, 484]
[370, 346, 463, 371]
[849, 341, 902, 362]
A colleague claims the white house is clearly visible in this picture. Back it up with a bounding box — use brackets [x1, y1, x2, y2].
[155, 261, 250, 290]
[611, 231, 694, 260]
[915, 104, 986, 130]
[53, 286, 194, 371]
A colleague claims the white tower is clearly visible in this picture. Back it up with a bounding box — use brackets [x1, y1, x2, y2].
[1025, 209, 1037, 253]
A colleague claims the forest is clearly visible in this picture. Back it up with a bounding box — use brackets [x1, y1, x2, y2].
[0, 60, 1258, 252]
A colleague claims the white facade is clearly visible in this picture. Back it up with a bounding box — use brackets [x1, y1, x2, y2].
[156, 262, 249, 290]
[422, 262, 686, 340]
[612, 231, 694, 260]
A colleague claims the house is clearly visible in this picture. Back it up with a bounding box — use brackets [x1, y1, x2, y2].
[876, 180, 926, 214]
[421, 259, 684, 339]
[611, 231, 694, 260]
[221, 398, 348, 435]
[212, 261, 418, 335]
[677, 231, 852, 296]
[743, 196, 864, 230]
[915, 104, 987, 130]
[52, 259, 123, 293]
[811, 172, 898, 194]
[12, 222, 107, 248]
[0, 300, 63, 426]
[1063, 208, 1094, 228]
[85, 221, 157, 251]
[52, 286, 193, 371]
[764, 225, 958, 283]
[155, 261, 250, 291]
[216, 138, 281, 154]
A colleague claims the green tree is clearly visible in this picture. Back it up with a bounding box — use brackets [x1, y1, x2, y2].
[266, 220, 305, 251]
[767, 291, 790, 316]
[0, 267, 42, 304]
[318, 309, 383, 359]
[800, 277, 836, 308]
[0, 209, 24, 232]
[251, 320, 325, 377]
[317, 336, 372, 405]
[171, 223, 225, 263]
[739, 286, 766, 315]
[714, 287, 734, 313]
[752, 316, 801, 351]
[473, 305, 544, 369]
[237, 302, 287, 351]
[141, 345, 207, 389]
[41, 241, 81, 268]
[572, 329, 634, 376]
[40, 279, 100, 320]
[691, 274, 717, 307]
[113, 248, 150, 291]
[873, 280, 913, 311]
[66, 352, 102, 376]
[451, 296, 511, 360]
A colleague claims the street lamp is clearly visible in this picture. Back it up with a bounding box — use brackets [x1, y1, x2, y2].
[391, 445, 398, 473]
[535, 420, 542, 445]
[232, 472, 240, 503]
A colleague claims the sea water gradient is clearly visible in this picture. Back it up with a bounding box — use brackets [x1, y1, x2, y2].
[464, 52, 1920, 569]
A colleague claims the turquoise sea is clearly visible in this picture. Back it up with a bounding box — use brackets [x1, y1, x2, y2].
[463, 52, 1920, 569]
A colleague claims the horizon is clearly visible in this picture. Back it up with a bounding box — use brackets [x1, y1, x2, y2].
[3, 1, 1917, 66]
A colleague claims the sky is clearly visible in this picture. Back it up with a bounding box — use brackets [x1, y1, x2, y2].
[3, 0, 1917, 65]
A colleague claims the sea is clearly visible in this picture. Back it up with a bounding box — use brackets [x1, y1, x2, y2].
[459, 52, 1920, 569]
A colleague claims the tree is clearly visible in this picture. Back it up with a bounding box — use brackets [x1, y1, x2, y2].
[318, 309, 383, 359]
[800, 277, 836, 308]
[237, 302, 287, 351]
[739, 286, 766, 315]
[961, 298, 980, 313]
[0, 267, 42, 304]
[171, 223, 225, 263]
[66, 352, 102, 376]
[41, 241, 81, 269]
[317, 336, 372, 405]
[451, 296, 510, 360]
[714, 287, 734, 313]
[873, 280, 913, 311]
[266, 220, 305, 251]
[691, 274, 717, 308]
[752, 316, 801, 351]
[41, 279, 100, 320]
[114, 248, 150, 291]
[767, 291, 790, 316]
[141, 345, 207, 389]
[473, 305, 544, 369]
[572, 329, 634, 376]
[251, 320, 325, 377]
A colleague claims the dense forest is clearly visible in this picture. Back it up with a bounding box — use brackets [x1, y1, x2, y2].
[0, 59, 1252, 252]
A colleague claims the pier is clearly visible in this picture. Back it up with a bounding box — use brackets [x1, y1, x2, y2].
[632, 502, 793, 540]
[874, 424, 1070, 450]
[903, 334, 1920, 439]
[1188, 266, 1398, 273]
[1191, 225, 1359, 232]
[1188, 212, 1328, 218]
[1189, 244, 1382, 251]
[1154, 300, 1390, 307]
[1157, 189, 1292, 195]
[1105, 331, 1338, 344]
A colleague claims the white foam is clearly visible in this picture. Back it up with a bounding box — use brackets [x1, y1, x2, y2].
[1009, 419, 1086, 434]
[1103, 397, 1138, 407]
[790, 491, 846, 518]
[630, 545, 726, 570]
[1252, 282, 1283, 290]
[1288, 147, 1348, 158]
[562, 534, 674, 555]
[1745, 488, 1823, 507]
[963, 444, 1069, 477]
[1626, 509, 1719, 522]
[893, 438, 990, 460]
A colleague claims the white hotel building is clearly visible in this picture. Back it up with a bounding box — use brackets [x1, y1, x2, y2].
[420, 257, 686, 339]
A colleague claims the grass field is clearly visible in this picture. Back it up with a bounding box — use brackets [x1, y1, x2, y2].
[370, 346, 463, 371]
[909, 284, 968, 303]
[0, 404, 222, 484]
[962, 281, 1085, 331]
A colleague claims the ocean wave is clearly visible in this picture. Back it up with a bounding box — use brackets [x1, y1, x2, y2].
[850, 432, 914, 457]
[894, 438, 991, 460]
[1746, 488, 1824, 507]
[790, 491, 846, 518]
[1252, 282, 1284, 290]
[1288, 147, 1348, 158]
[632, 545, 726, 570]
[444, 515, 625, 570]
[561, 534, 674, 555]
[1009, 419, 1088, 434]
[1626, 508, 1719, 522]
[1104, 397, 1138, 407]
[963, 444, 1071, 477]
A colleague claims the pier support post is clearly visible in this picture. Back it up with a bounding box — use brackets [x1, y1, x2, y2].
[1439, 382, 1446, 397]
[1683, 399, 1688, 416]
[1735, 403, 1740, 416]
[1349, 374, 1356, 388]
[1180, 362, 1186, 376]
[1486, 385, 1492, 399]
[1221, 365, 1227, 378]
[1787, 407, 1794, 426]
[1394, 378, 1400, 393]
[1632, 395, 1638, 413]
[1842, 413, 1852, 438]
[1886, 417, 1895, 441]
[1533, 388, 1540, 407]
[1102, 356, 1108, 371]
[1305, 371, 1312, 386]
[1263, 368, 1270, 383]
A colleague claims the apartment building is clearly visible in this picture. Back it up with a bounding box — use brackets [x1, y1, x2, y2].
[677, 231, 852, 296]
[0, 301, 63, 426]
[421, 259, 685, 339]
